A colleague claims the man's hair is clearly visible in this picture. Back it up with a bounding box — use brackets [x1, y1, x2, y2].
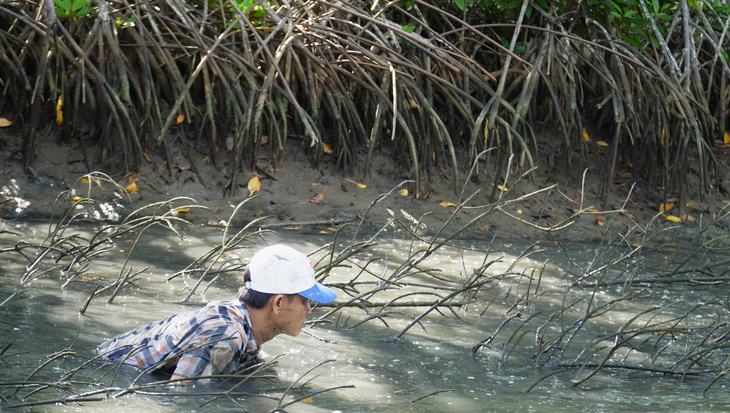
[237, 268, 297, 309]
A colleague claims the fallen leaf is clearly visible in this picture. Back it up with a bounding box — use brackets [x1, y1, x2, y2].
[659, 203, 674, 212]
[69, 196, 82, 202]
[322, 142, 333, 155]
[439, 201, 456, 207]
[0, 118, 12, 127]
[327, 227, 337, 231]
[596, 140, 609, 147]
[397, 188, 408, 197]
[260, 135, 269, 145]
[595, 217, 605, 226]
[585, 208, 599, 213]
[582, 129, 590, 142]
[176, 114, 185, 124]
[143, 152, 151, 163]
[247, 176, 261, 197]
[478, 224, 491, 231]
[497, 184, 507, 192]
[516, 209, 522, 215]
[80, 177, 90, 183]
[665, 215, 681, 222]
[725, 131, 730, 145]
[301, 397, 314, 403]
[125, 181, 139, 193]
[56, 96, 63, 126]
[344, 177, 366, 188]
[685, 201, 695, 207]
[310, 188, 326, 204]
[202, 155, 211, 163]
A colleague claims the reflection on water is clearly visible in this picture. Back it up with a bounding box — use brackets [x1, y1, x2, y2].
[1, 220, 729, 412]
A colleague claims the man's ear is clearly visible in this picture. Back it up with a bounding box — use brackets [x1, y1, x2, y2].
[271, 294, 284, 314]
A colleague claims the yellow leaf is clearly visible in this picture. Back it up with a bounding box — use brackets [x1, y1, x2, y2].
[56, 96, 63, 126]
[247, 176, 261, 197]
[0, 117, 12, 127]
[322, 142, 333, 155]
[70, 196, 82, 202]
[497, 184, 507, 192]
[439, 201, 456, 207]
[582, 129, 590, 142]
[176, 208, 190, 214]
[595, 218, 604, 227]
[327, 227, 337, 231]
[685, 201, 695, 207]
[596, 140, 609, 147]
[125, 181, 139, 193]
[397, 188, 408, 197]
[344, 177, 366, 188]
[176, 114, 185, 124]
[516, 209, 522, 215]
[665, 215, 681, 222]
[659, 203, 674, 212]
[724, 131, 730, 144]
[301, 397, 314, 403]
[80, 177, 90, 183]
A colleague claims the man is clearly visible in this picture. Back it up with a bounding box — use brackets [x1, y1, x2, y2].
[95, 244, 336, 381]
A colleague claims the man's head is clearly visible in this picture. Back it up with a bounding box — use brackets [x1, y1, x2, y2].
[237, 244, 336, 309]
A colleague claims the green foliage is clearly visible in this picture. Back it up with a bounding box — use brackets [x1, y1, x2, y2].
[53, 0, 93, 19]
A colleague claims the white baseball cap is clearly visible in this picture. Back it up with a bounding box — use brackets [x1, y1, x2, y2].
[246, 244, 336, 304]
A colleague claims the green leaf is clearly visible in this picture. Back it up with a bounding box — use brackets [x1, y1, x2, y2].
[54, 0, 72, 12]
[76, 7, 93, 17]
[652, 0, 659, 13]
[71, 0, 89, 12]
[54, 8, 68, 17]
[454, 0, 466, 12]
[401, 25, 416, 33]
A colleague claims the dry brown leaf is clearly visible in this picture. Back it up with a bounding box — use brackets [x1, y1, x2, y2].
[176, 114, 185, 124]
[143, 152, 151, 163]
[247, 176, 261, 197]
[478, 224, 491, 231]
[310, 188, 326, 204]
[661, 125, 666, 147]
[595, 217, 604, 226]
[397, 188, 408, 197]
[439, 201, 456, 208]
[0, 117, 12, 127]
[56, 97, 63, 126]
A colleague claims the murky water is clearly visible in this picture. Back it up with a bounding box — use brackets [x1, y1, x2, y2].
[1, 219, 729, 412]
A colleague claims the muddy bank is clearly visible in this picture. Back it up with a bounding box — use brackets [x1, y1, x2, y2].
[2, 129, 729, 242]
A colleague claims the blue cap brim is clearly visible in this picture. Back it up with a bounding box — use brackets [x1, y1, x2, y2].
[299, 282, 337, 304]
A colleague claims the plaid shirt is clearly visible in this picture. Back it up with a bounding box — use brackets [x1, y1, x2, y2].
[96, 301, 258, 378]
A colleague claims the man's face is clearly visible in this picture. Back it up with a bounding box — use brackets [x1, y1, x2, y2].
[278, 294, 313, 336]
